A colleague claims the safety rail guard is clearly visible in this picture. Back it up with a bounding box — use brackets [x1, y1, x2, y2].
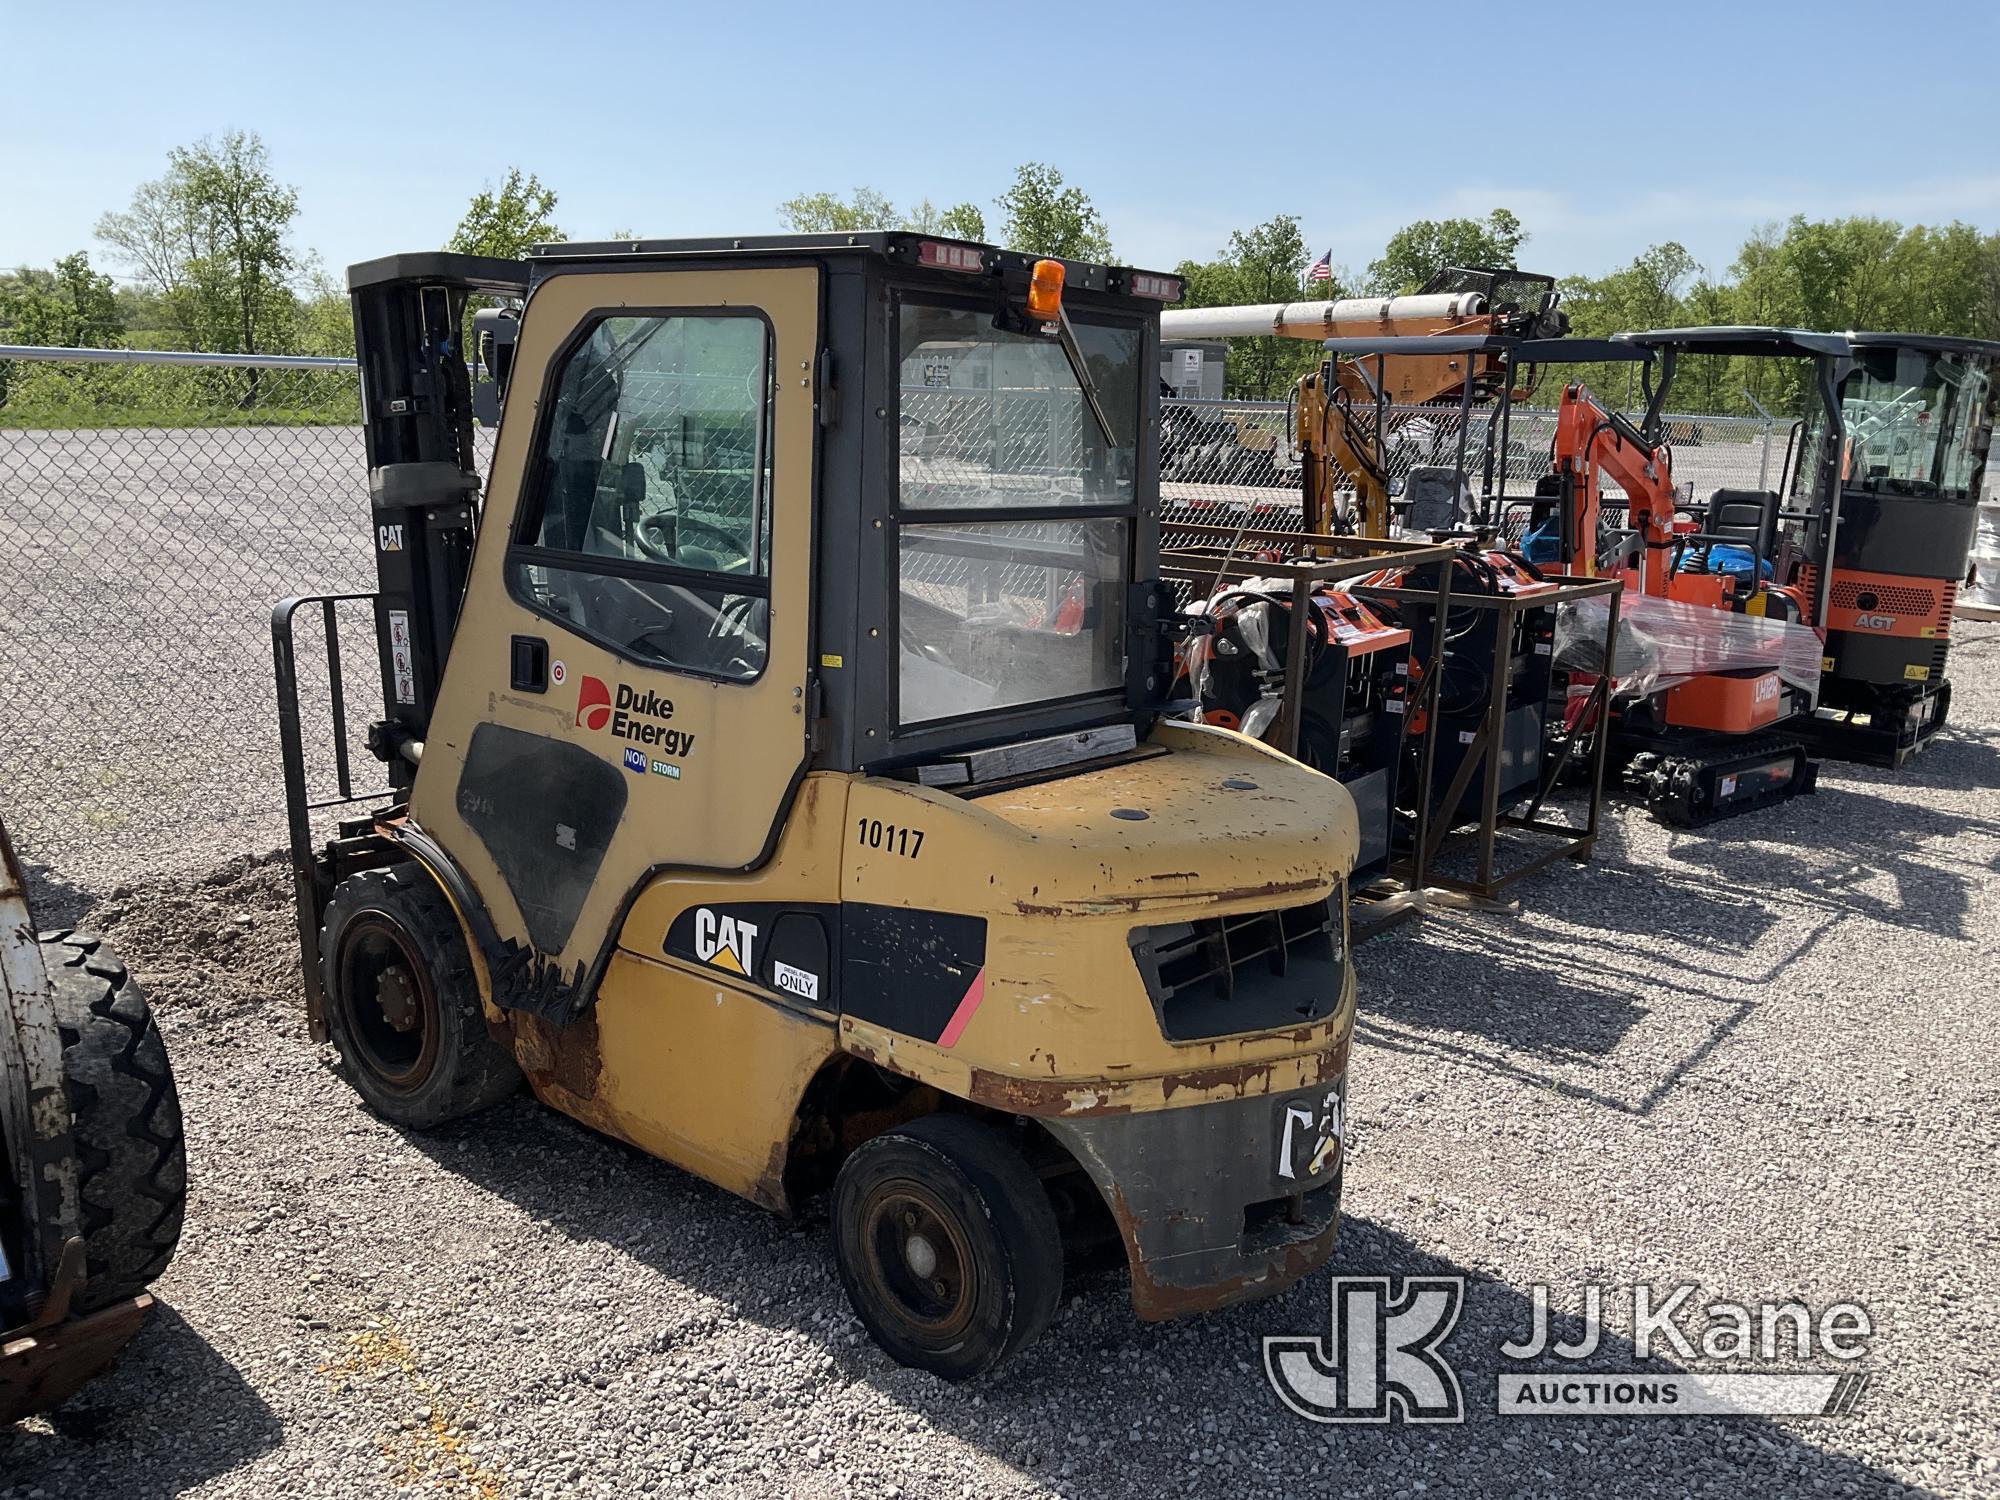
[272, 592, 397, 1032]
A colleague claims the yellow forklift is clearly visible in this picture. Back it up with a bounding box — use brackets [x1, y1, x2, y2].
[274, 235, 1361, 1378]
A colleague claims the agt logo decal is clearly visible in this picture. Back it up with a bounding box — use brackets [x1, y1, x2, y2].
[693, 908, 758, 976]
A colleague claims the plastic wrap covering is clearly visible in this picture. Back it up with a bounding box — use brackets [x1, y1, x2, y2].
[1554, 591, 1823, 700]
[1970, 501, 2000, 608]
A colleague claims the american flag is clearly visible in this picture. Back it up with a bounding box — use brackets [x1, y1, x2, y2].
[1307, 250, 1333, 283]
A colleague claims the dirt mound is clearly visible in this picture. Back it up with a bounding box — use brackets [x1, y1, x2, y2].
[74, 848, 301, 1016]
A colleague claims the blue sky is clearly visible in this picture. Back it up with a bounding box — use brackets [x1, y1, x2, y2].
[6, 0, 1998, 291]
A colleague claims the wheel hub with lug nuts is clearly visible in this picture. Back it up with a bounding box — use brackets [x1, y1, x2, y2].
[376, 966, 422, 1033]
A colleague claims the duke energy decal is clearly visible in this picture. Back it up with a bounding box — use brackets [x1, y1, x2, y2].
[576, 674, 697, 763]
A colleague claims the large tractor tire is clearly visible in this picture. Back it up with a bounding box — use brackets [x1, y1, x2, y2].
[319, 865, 520, 1131]
[42, 931, 187, 1312]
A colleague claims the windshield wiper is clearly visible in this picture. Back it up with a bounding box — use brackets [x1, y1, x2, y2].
[1051, 304, 1118, 450]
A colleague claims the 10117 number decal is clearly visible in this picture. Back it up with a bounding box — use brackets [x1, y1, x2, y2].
[856, 819, 924, 858]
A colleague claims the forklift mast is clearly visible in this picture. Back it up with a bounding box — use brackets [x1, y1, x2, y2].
[346, 253, 532, 786]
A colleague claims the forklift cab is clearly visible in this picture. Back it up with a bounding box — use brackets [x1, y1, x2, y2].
[277, 235, 1364, 1378]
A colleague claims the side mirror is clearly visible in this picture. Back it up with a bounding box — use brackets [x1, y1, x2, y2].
[472, 306, 521, 427]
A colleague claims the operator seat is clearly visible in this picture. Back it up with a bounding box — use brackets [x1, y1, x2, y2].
[1706, 489, 1780, 566]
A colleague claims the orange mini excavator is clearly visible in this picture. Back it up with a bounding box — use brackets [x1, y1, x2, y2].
[1608, 328, 2000, 768]
[1524, 355, 1825, 824]
[1299, 329, 1825, 828]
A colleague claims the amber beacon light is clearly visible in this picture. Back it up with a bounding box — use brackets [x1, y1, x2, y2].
[1026, 259, 1065, 322]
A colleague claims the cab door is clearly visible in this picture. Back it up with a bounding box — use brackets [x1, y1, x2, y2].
[409, 266, 820, 1010]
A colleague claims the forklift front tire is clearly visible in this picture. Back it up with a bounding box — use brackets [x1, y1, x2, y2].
[832, 1114, 1063, 1381]
[319, 866, 520, 1130]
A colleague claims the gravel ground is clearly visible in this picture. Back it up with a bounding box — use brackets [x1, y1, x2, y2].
[1, 623, 1993, 1498]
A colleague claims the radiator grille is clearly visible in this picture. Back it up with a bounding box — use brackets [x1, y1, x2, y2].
[1130, 894, 1345, 1043]
[1829, 579, 1938, 616]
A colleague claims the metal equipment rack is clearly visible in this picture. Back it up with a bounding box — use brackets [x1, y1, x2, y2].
[1161, 522, 1623, 913]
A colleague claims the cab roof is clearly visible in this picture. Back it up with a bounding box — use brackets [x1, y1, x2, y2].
[1615, 326, 1852, 360]
[349, 234, 1182, 303]
[1617, 326, 2000, 361]
[525, 232, 1177, 300]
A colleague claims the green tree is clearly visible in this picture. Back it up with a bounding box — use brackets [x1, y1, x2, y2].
[1365, 208, 1525, 295]
[294, 267, 356, 359]
[995, 163, 1112, 262]
[779, 187, 899, 232]
[0, 252, 123, 348]
[447, 168, 562, 258]
[906, 198, 988, 241]
[1675, 278, 1741, 414]
[445, 169, 560, 361]
[1172, 215, 1331, 398]
[1887, 222, 1987, 337]
[779, 188, 987, 241]
[96, 130, 301, 363]
[1980, 234, 2000, 344]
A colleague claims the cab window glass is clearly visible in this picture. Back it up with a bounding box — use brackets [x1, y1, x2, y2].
[509, 313, 773, 681]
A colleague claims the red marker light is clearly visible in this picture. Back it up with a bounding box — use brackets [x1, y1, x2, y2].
[917, 240, 985, 273]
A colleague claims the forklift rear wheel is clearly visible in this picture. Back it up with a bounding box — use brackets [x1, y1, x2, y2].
[43, 931, 187, 1312]
[832, 1114, 1062, 1381]
[319, 866, 520, 1130]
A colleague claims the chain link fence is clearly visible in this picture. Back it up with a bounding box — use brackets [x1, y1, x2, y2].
[0, 345, 1784, 885]
[1158, 396, 1787, 529]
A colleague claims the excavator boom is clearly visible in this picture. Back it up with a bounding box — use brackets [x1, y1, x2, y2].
[1160, 267, 1567, 538]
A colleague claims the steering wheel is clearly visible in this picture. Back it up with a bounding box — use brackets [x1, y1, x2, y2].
[676, 515, 749, 564]
[635, 512, 749, 567]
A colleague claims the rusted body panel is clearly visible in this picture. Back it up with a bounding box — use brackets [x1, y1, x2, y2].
[429, 723, 1360, 1318]
[1051, 1117, 1341, 1321]
[521, 948, 836, 1212]
[0, 1293, 153, 1425]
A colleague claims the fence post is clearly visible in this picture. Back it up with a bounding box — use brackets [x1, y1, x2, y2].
[1742, 389, 1777, 491]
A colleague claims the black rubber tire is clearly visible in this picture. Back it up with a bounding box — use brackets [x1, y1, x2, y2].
[832, 1114, 1063, 1381]
[319, 865, 520, 1130]
[41, 931, 187, 1312]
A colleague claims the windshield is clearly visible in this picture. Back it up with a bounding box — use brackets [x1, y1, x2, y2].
[1795, 347, 1996, 501]
[894, 298, 1143, 727]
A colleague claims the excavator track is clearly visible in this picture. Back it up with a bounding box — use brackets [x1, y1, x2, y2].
[1624, 735, 1819, 829]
